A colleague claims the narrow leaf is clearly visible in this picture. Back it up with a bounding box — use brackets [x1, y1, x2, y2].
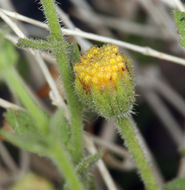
[68, 42, 80, 65]
[174, 11, 185, 47]
[49, 108, 70, 145]
[5, 110, 36, 134]
[164, 178, 185, 190]
[76, 151, 103, 174]
[17, 38, 52, 51]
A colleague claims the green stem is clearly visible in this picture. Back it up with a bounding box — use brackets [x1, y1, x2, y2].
[40, 0, 63, 42]
[40, 0, 83, 163]
[50, 141, 85, 190]
[4, 67, 48, 132]
[117, 117, 160, 190]
[55, 52, 83, 163]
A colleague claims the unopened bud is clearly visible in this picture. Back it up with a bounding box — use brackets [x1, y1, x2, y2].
[74, 45, 135, 118]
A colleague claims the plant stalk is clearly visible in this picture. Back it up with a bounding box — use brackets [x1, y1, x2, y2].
[55, 51, 83, 162]
[50, 141, 85, 190]
[40, 0, 83, 163]
[117, 117, 160, 190]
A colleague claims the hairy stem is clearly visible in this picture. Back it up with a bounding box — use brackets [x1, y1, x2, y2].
[40, 0, 63, 42]
[40, 0, 83, 163]
[117, 117, 160, 190]
[49, 141, 85, 190]
[55, 52, 83, 163]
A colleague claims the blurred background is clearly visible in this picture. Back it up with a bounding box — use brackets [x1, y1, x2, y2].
[0, 0, 185, 189]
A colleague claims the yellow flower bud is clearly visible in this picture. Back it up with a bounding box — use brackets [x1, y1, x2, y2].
[74, 44, 135, 118]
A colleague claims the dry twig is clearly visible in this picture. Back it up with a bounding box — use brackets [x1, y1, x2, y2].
[1, 9, 185, 67]
[0, 9, 68, 115]
[173, 0, 185, 12]
[84, 135, 119, 190]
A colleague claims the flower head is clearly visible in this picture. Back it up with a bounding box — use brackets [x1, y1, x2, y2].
[74, 44, 135, 118]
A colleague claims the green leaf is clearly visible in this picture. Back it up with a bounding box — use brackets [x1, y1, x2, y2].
[0, 130, 48, 156]
[68, 42, 80, 65]
[17, 38, 64, 51]
[0, 34, 18, 72]
[174, 11, 185, 47]
[76, 151, 102, 174]
[163, 178, 185, 190]
[67, 42, 81, 81]
[76, 152, 102, 190]
[5, 110, 37, 134]
[49, 108, 70, 145]
[63, 152, 102, 190]
[2, 110, 50, 156]
[17, 38, 52, 51]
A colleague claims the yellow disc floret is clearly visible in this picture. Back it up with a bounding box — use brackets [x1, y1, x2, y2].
[74, 44, 128, 91]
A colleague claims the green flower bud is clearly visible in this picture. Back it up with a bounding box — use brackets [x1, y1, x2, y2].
[74, 44, 135, 118]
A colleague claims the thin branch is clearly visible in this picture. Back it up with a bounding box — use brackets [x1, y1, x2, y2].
[70, 0, 112, 37]
[55, 5, 91, 51]
[0, 142, 18, 173]
[72, 9, 167, 39]
[137, 0, 176, 40]
[84, 135, 119, 190]
[0, 10, 24, 38]
[160, 0, 175, 8]
[137, 67, 185, 117]
[177, 157, 185, 177]
[61, 29, 185, 66]
[19, 150, 30, 175]
[154, 79, 185, 116]
[0, 8, 47, 29]
[143, 89, 184, 146]
[0, 9, 68, 116]
[0, 0, 14, 10]
[173, 0, 185, 12]
[177, 127, 185, 178]
[85, 132, 134, 169]
[70, 0, 93, 11]
[1, 8, 185, 66]
[0, 98, 23, 110]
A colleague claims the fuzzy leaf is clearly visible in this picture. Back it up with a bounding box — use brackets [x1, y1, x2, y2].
[2, 110, 50, 156]
[5, 110, 37, 134]
[17, 38, 53, 51]
[67, 42, 81, 81]
[0, 35, 18, 72]
[174, 11, 185, 47]
[68, 42, 80, 65]
[76, 151, 102, 174]
[49, 108, 70, 145]
[17, 38, 65, 51]
[163, 178, 185, 190]
[0, 130, 48, 156]
[64, 152, 102, 190]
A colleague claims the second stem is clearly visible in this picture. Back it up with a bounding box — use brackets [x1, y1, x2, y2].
[117, 117, 160, 190]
